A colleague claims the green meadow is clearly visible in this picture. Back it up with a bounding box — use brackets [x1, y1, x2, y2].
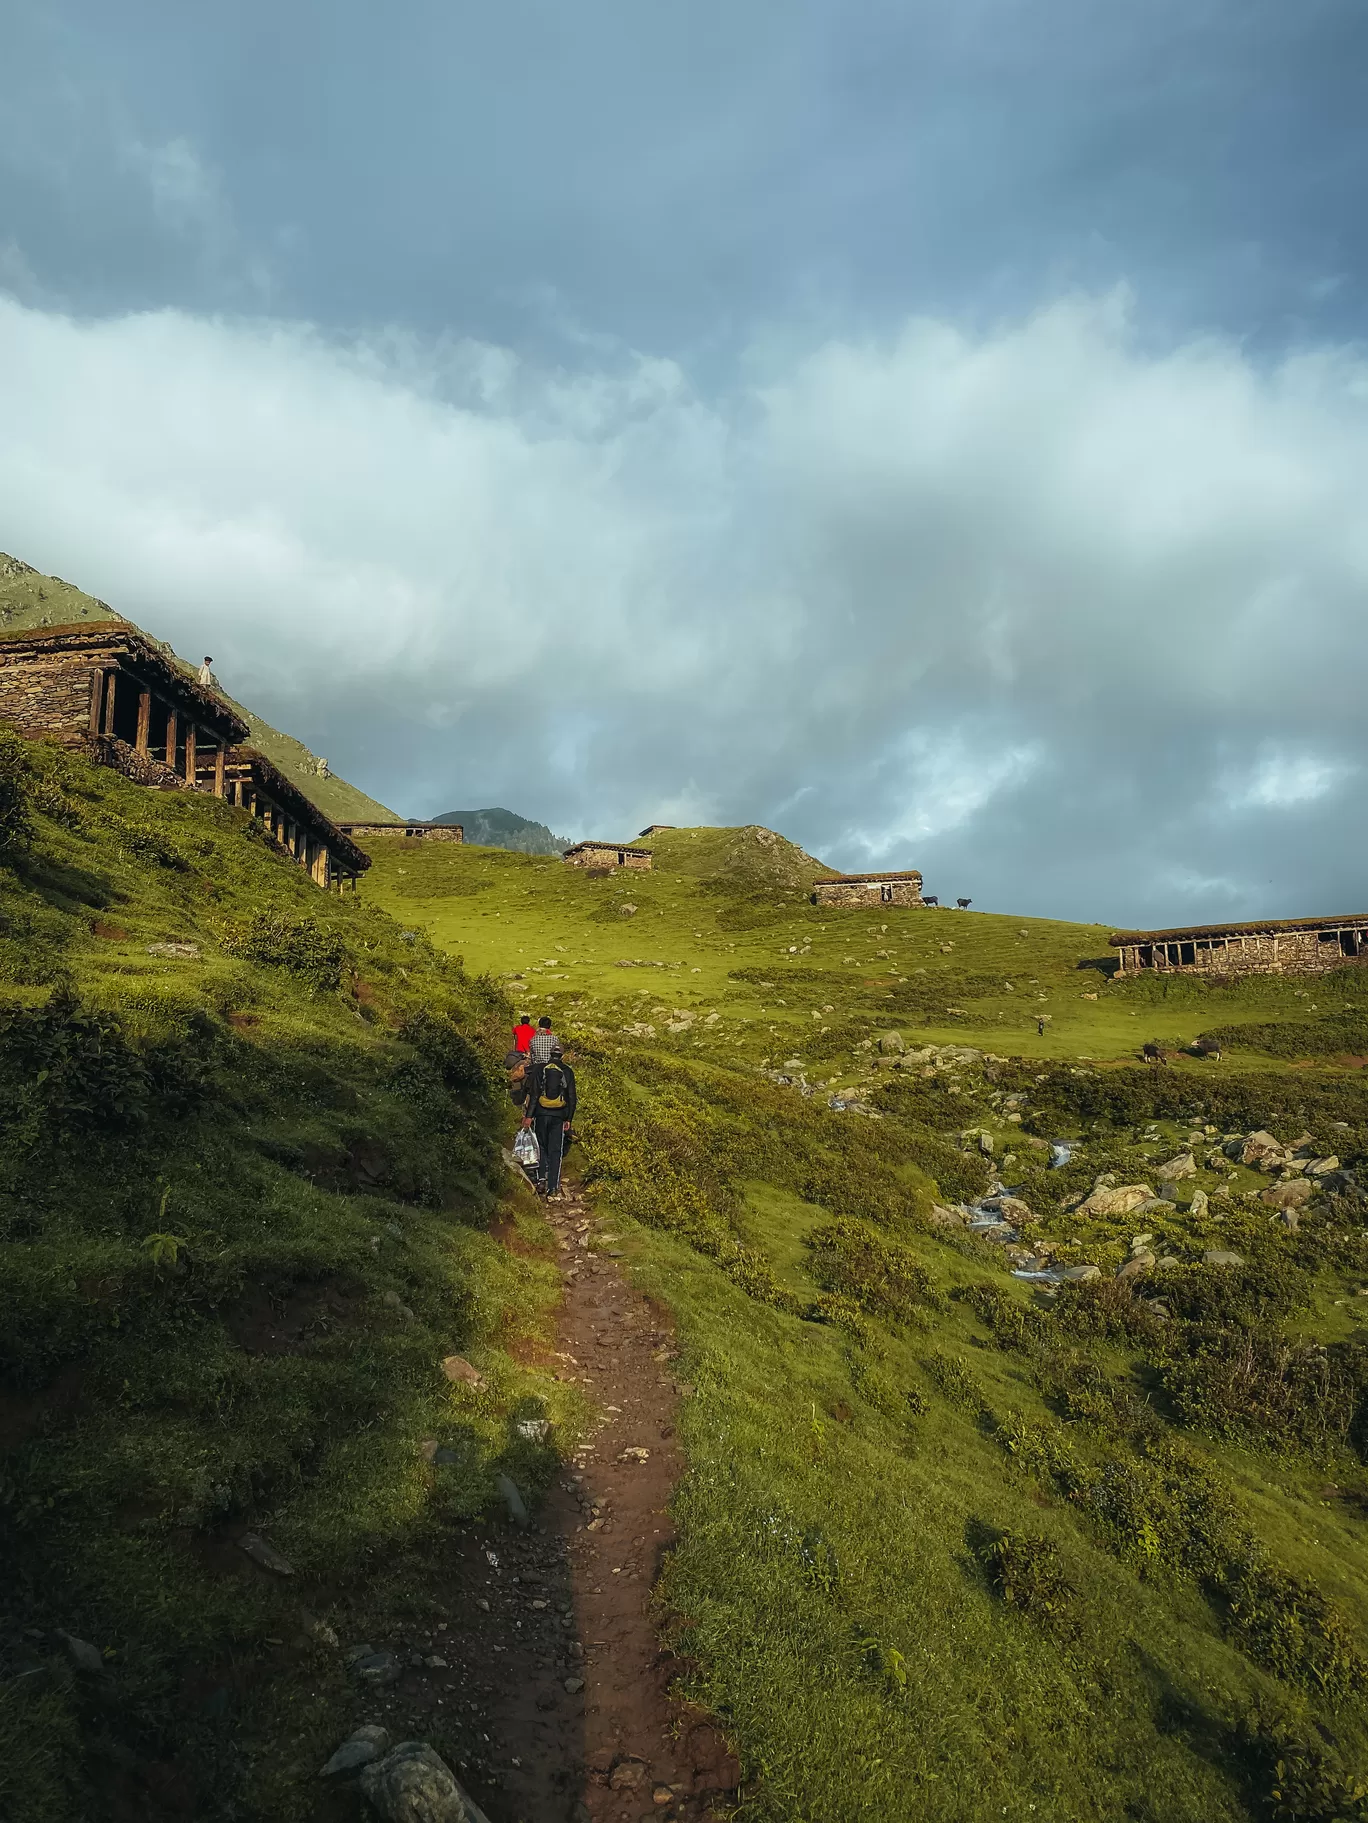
[363, 825, 1368, 1822]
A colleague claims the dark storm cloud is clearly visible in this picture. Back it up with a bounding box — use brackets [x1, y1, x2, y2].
[2, 1, 1367, 926]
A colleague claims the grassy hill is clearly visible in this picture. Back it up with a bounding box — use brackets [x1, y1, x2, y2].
[0, 728, 572, 1822]
[360, 824, 1368, 1822]
[0, 554, 400, 825]
[431, 808, 568, 855]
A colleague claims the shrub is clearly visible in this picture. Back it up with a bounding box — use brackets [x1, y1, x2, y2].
[921, 1352, 987, 1411]
[959, 1282, 1049, 1353]
[219, 910, 348, 990]
[0, 726, 33, 856]
[977, 1530, 1075, 1630]
[1238, 1711, 1368, 1822]
[807, 1217, 942, 1323]
[394, 1010, 490, 1101]
[1160, 1330, 1361, 1456]
[1221, 1560, 1367, 1702]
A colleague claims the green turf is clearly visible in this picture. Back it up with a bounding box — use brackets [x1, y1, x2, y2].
[361, 823, 1368, 1823]
[0, 729, 574, 1821]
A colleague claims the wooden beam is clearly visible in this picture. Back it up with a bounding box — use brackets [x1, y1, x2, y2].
[165, 707, 178, 769]
[184, 721, 197, 788]
[135, 689, 152, 756]
[101, 669, 117, 736]
[214, 743, 226, 798]
[88, 669, 106, 736]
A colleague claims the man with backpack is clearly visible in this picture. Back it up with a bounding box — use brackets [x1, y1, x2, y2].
[529, 1014, 559, 1064]
[520, 1045, 576, 1199]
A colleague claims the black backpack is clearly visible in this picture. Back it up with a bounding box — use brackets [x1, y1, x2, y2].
[537, 1062, 568, 1112]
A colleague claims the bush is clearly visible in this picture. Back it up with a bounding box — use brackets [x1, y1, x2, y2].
[977, 1530, 1075, 1630]
[219, 910, 348, 990]
[807, 1217, 942, 1323]
[0, 727, 33, 856]
[1221, 1560, 1367, 1701]
[1160, 1330, 1361, 1456]
[921, 1352, 987, 1411]
[959, 1282, 1049, 1353]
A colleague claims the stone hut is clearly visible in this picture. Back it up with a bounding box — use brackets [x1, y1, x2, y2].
[225, 751, 370, 891]
[337, 821, 464, 844]
[1111, 914, 1368, 978]
[634, 824, 675, 839]
[563, 841, 653, 872]
[0, 620, 249, 792]
[812, 869, 924, 908]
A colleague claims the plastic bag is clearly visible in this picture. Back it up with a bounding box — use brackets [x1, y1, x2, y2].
[513, 1127, 540, 1167]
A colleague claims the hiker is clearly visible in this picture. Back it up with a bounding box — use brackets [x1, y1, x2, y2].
[512, 1012, 535, 1055]
[521, 1046, 576, 1199]
[1037, 1017, 1047, 1036]
[198, 656, 214, 686]
[529, 1014, 559, 1063]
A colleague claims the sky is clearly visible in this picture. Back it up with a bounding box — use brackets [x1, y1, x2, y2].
[2, 0, 1367, 925]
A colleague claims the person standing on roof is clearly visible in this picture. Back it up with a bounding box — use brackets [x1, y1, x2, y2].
[521, 1045, 576, 1199]
[198, 656, 214, 686]
[512, 1012, 535, 1055]
[529, 1014, 559, 1063]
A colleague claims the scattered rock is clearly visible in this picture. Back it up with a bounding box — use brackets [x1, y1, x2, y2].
[1058, 1264, 1101, 1283]
[878, 1031, 905, 1054]
[515, 1418, 550, 1443]
[609, 1757, 649, 1791]
[359, 1741, 493, 1823]
[1077, 1184, 1154, 1218]
[1238, 1131, 1287, 1170]
[307, 1618, 340, 1647]
[237, 1532, 294, 1576]
[1157, 1152, 1197, 1180]
[1116, 1253, 1155, 1282]
[496, 1473, 529, 1526]
[564, 1676, 585, 1694]
[321, 1725, 390, 1778]
[146, 941, 199, 959]
[996, 1196, 1035, 1225]
[1306, 1155, 1341, 1176]
[1203, 1249, 1246, 1268]
[929, 1205, 964, 1228]
[352, 1650, 402, 1686]
[57, 1631, 104, 1674]
[618, 903, 638, 917]
[1189, 1189, 1209, 1219]
[1260, 1177, 1315, 1210]
[441, 1356, 485, 1387]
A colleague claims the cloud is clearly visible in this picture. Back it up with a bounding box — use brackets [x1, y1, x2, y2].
[1, 287, 1366, 924]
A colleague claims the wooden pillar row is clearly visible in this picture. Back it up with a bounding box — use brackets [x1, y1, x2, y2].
[135, 689, 152, 757]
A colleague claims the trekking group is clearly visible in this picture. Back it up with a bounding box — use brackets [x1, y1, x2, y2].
[506, 1013, 577, 1200]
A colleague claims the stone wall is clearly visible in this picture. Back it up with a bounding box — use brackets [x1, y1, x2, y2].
[341, 823, 463, 842]
[1115, 926, 1368, 978]
[812, 876, 923, 908]
[0, 651, 98, 743]
[564, 845, 652, 871]
[86, 735, 186, 790]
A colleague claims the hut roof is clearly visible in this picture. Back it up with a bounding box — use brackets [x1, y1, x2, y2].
[1110, 912, 1368, 946]
[227, 748, 370, 872]
[563, 840, 650, 857]
[0, 620, 248, 743]
[821, 869, 923, 884]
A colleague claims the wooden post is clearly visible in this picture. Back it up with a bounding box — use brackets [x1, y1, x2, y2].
[101, 670, 117, 736]
[184, 722, 197, 788]
[214, 743, 226, 798]
[165, 707, 178, 769]
[88, 669, 107, 736]
[135, 689, 151, 756]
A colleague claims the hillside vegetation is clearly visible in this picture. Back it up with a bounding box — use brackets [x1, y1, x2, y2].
[433, 809, 568, 855]
[362, 823, 1368, 1822]
[0, 555, 400, 825]
[0, 729, 574, 1822]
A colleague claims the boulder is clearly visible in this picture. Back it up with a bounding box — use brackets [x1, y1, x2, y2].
[1306, 1155, 1341, 1176]
[996, 1196, 1036, 1226]
[1077, 1184, 1155, 1218]
[1116, 1254, 1155, 1282]
[1239, 1131, 1288, 1171]
[1058, 1263, 1101, 1283]
[929, 1205, 965, 1229]
[440, 1356, 484, 1388]
[57, 1632, 104, 1675]
[1188, 1189, 1209, 1219]
[352, 1650, 402, 1686]
[1203, 1249, 1246, 1268]
[322, 1725, 391, 1778]
[237, 1532, 294, 1576]
[359, 1742, 492, 1822]
[1260, 1177, 1315, 1210]
[1157, 1152, 1197, 1180]
[878, 1032, 905, 1055]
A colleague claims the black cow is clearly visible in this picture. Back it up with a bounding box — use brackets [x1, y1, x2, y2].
[1191, 1036, 1223, 1061]
[1141, 1041, 1167, 1067]
[956, 897, 973, 910]
[922, 895, 940, 907]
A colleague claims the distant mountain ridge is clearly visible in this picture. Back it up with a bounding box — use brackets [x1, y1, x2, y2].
[0, 554, 401, 825]
[434, 808, 568, 854]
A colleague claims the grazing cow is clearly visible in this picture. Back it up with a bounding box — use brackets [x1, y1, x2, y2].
[956, 897, 972, 910]
[1191, 1036, 1223, 1061]
[923, 895, 940, 907]
[1142, 1041, 1167, 1067]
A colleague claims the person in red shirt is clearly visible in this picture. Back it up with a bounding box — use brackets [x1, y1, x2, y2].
[512, 1013, 535, 1055]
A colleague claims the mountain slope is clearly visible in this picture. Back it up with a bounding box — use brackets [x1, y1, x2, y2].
[0, 553, 400, 824]
[359, 824, 1368, 1823]
[433, 806, 568, 853]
